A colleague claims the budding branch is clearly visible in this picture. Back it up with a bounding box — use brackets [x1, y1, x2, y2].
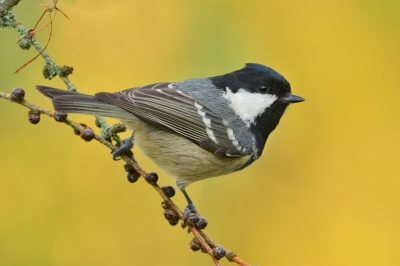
[0, 1, 251, 265]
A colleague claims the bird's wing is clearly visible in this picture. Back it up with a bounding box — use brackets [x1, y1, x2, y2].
[95, 82, 253, 158]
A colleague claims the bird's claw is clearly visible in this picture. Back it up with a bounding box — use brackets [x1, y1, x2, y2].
[184, 202, 198, 218]
[182, 203, 200, 229]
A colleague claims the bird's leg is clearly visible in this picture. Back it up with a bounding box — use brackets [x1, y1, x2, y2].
[182, 189, 198, 217]
[112, 132, 135, 161]
[181, 189, 208, 230]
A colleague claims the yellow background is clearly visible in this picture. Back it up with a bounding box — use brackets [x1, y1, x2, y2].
[1, 1, 400, 265]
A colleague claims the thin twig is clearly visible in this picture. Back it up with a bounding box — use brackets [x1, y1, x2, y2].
[14, 12, 54, 73]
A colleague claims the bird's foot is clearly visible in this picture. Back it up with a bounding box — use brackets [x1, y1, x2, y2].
[182, 203, 208, 230]
[112, 136, 134, 160]
[184, 202, 198, 218]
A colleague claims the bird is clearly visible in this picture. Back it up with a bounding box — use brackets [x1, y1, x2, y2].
[37, 63, 304, 217]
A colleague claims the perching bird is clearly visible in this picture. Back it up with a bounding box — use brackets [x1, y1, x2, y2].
[37, 63, 304, 215]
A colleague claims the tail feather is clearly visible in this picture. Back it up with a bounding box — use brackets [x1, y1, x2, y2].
[36, 86, 80, 99]
[36, 85, 136, 120]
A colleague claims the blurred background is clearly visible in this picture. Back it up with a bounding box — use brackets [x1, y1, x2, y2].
[1, 0, 399, 265]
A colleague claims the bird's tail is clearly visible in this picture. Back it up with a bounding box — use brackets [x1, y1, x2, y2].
[36, 86, 135, 120]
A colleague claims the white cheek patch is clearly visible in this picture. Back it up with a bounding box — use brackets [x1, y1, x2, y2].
[223, 87, 278, 126]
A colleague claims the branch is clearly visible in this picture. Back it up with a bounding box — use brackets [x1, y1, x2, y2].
[1, 2, 252, 266]
[0, 0, 21, 16]
[0, 91, 227, 266]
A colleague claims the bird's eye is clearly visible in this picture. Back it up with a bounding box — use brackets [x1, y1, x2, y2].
[258, 84, 269, 94]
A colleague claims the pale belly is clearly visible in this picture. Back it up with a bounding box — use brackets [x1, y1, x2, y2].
[124, 120, 250, 190]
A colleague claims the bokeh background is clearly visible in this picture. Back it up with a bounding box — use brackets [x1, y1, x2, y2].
[1, 0, 399, 265]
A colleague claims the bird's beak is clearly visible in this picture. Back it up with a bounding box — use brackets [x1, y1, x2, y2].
[280, 93, 305, 104]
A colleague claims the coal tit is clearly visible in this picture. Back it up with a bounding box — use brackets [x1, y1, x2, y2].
[37, 63, 304, 214]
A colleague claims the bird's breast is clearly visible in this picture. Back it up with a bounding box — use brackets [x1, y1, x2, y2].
[132, 121, 250, 189]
